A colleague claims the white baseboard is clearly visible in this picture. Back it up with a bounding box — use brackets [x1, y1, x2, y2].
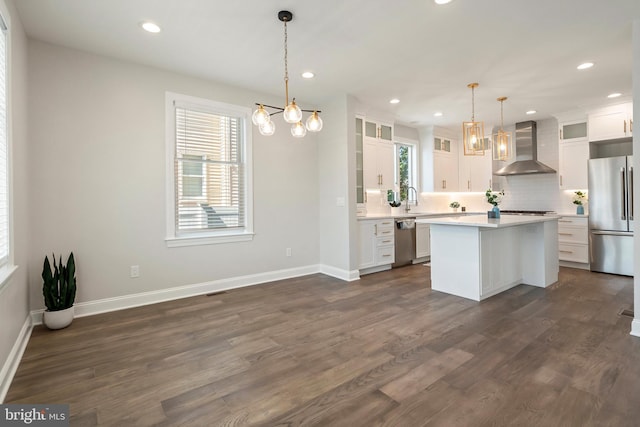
[320, 264, 360, 282]
[0, 315, 32, 403]
[631, 319, 640, 338]
[31, 264, 355, 325]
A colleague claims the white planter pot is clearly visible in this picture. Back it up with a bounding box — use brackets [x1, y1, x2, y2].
[43, 306, 74, 330]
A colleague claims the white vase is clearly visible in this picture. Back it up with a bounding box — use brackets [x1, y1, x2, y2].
[43, 306, 74, 330]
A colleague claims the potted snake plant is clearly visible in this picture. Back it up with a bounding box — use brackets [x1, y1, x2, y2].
[42, 252, 77, 330]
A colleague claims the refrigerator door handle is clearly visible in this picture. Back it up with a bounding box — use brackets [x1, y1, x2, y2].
[621, 167, 627, 220]
[630, 166, 634, 221]
[591, 230, 633, 236]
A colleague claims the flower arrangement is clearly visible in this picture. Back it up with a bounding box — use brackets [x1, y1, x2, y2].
[449, 201, 460, 209]
[485, 189, 505, 206]
[573, 191, 587, 205]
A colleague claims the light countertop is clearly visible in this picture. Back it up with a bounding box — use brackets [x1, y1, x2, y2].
[416, 214, 559, 228]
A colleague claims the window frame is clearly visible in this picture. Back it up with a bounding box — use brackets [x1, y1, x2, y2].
[0, 2, 16, 291]
[394, 137, 418, 204]
[165, 92, 253, 247]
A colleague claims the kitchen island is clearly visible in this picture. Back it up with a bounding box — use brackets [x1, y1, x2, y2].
[416, 214, 559, 301]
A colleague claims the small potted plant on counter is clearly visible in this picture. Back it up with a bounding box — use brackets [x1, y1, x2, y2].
[449, 201, 460, 212]
[486, 189, 505, 218]
[573, 190, 587, 215]
[42, 252, 77, 330]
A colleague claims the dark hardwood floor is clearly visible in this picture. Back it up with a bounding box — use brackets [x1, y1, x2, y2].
[6, 265, 639, 426]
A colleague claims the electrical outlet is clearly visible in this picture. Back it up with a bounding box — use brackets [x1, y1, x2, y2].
[130, 265, 140, 278]
[286, 248, 292, 257]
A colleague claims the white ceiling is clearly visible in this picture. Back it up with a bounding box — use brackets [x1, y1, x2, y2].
[13, 0, 640, 131]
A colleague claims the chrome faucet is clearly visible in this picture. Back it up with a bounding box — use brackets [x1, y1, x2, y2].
[405, 186, 418, 212]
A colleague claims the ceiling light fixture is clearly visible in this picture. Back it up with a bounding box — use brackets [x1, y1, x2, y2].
[577, 62, 594, 70]
[301, 71, 315, 79]
[493, 97, 513, 162]
[252, 11, 322, 138]
[526, 110, 537, 115]
[141, 21, 161, 33]
[462, 82, 485, 156]
[390, 98, 400, 104]
[608, 92, 622, 98]
[434, 0, 453, 4]
[434, 112, 443, 117]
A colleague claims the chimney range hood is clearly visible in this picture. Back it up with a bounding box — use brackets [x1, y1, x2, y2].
[494, 121, 556, 176]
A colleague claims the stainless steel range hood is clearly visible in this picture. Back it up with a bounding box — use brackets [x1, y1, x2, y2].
[494, 121, 556, 176]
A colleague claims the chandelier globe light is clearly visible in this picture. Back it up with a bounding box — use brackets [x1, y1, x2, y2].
[462, 82, 486, 156]
[492, 97, 513, 161]
[252, 11, 322, 137]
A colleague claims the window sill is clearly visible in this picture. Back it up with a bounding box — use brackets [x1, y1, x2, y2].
[165, 231, 254, 248]
[0, 264, 18, 294]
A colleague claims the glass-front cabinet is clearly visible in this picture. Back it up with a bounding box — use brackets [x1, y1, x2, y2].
[365, 119, 393, 142]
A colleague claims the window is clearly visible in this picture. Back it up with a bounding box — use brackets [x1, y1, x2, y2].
[0, 14, 8, 269]
[395, 141, 417, 202]
[166, 93, 253, 247]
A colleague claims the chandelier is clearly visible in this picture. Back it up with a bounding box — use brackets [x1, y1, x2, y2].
[252, 11, 323, 138]
[462, 82, 486, 156]
[492, 97, 513, 161]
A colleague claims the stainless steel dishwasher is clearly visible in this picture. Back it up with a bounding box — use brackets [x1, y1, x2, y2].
[393, 217, 416, 268]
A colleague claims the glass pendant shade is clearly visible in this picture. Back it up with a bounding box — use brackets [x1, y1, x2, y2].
[462, 121, 485, 155]
[492, 97, 513, 161]
[259, 120, 276, 136]
[283, 100, 302, 123]
[252, 105, 270, 126]
[492, 129, 512, 161]
[291, 121, 307, 137]
[305, 111, 323, 132]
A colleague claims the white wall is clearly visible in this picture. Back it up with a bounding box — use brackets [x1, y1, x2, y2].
[632, 19, 640, 337]
[27, 40, 321, 309]
[0, 0, 30, 400]
[317, 95, 355, 278]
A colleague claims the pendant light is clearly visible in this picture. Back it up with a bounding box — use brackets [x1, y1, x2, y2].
[462, 82, 485, 156]
[492, 97, 513, 161]
[252, 11, 323, 138]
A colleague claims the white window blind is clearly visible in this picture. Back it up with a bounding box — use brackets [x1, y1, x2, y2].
[0, 16, 8, 267]
[174, 104, 246, 234]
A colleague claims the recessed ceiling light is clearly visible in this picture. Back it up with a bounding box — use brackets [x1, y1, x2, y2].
[526, 110, 537, 115]
[607, 92, 622, 98]
[390, 98, 400, 104]
[434, 0, 453, 4]
[301, 71, 315, 79]
[577, 62, 594, 70]
[141, 21, 161, 33]
[434, 112, 443, 117]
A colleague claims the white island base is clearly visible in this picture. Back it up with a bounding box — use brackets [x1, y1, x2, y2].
[417, 215, 559, 301]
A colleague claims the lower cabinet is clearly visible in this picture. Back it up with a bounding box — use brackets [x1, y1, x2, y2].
[416, 223, 430, 259]
[558, 216, 589, 265]
[358, 219, 395, 272]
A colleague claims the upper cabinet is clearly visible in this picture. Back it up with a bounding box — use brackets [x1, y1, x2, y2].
[419, 126, 460, 193]
[588, 103, 633, 142]
[364, 119, 394, 142]
[559, 120, 588, 143]
[459, 137, 492, 192]
[557, 117, 589, 190]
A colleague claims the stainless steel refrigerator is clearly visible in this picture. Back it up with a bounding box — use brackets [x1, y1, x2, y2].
[588, 156, 634, 276]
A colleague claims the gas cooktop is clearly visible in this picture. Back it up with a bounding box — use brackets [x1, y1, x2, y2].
[500, 210, 556, 216]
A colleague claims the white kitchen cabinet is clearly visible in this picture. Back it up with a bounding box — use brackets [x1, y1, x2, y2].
[558, 216, 589, 265]
[363, 139, 394, 190]
[415, 223, 430, 259]
[358, 219, 395, 272]
[559, 140, 589, 189]
[459, 147, 492, 192]
[364, 119, 394, 142]
[559, 120, 588, 143]
[355, 116, 365, 204]
[433, 151, 459, 192]
[588, 103, 633, 141]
